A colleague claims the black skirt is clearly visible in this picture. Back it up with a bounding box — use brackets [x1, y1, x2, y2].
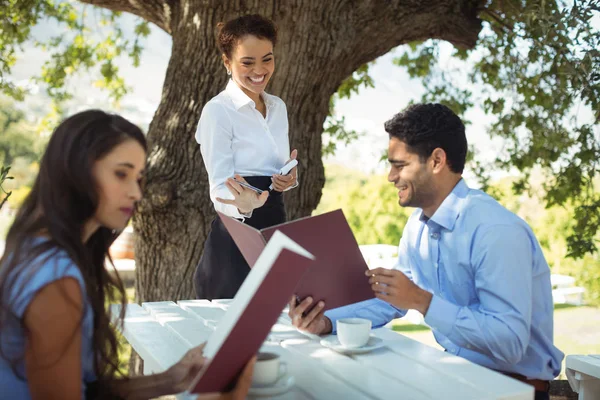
[194, 176, 286, 300]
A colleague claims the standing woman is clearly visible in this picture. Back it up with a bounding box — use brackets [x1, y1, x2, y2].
[194, 14, 299, 300]
[0, 110, 254, 399]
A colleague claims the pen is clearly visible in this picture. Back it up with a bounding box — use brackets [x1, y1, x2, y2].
[234, 179, 264, 194]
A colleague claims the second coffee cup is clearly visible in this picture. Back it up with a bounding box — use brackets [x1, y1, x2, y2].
[336, 317, 372, 348]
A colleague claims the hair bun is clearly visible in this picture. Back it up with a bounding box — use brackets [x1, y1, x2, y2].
[216, 14, 277, 58]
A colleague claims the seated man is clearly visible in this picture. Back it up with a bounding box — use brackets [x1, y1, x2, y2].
[289, 103, 564, 400]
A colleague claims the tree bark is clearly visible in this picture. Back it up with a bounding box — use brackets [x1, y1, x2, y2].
[79, 0, 172, 33]
[87, 0, 483, 301]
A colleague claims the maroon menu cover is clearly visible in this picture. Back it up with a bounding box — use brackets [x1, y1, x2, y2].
[189, 231, 314, 394]
[218, 209, 374, 311]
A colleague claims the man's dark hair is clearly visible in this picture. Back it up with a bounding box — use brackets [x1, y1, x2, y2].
[384, 103, 467, 173]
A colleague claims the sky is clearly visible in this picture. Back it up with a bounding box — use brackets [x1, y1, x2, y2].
[6, 5, 598, 184]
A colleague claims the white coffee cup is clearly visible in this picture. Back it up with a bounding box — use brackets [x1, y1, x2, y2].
[336, 318, 372, 348]
[252, 352, 287, 386]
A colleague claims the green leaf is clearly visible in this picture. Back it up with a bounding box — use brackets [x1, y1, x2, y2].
[393, 0, 600, 260]
[0, 2, 149, 105]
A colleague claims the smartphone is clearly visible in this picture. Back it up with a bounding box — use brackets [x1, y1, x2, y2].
[279, 159, 298, 176]
[233, 179, 264, 195]
[269, 159, 298, 190]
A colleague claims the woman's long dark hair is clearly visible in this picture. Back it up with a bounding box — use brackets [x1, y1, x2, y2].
[0, 110, 147, 395]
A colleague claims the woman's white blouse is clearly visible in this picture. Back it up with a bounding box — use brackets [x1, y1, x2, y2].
[196, 80, 292, 219]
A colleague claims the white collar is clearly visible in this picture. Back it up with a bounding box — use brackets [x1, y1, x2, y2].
[225, 79, 275, 111]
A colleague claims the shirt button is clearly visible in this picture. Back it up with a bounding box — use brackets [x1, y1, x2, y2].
[430, 232, 440, 240]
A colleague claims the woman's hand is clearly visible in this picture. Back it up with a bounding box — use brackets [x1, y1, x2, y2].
[271, 149, 298, 192]
[197, 356, 256, 400]
[166, 344, 208, 394]
[165, 344, 256, 399]
[216, 174, 269, 214]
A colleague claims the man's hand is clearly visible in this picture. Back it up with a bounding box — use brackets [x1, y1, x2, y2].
[288, 295, 332, 335]
[366, 268, 433, 315]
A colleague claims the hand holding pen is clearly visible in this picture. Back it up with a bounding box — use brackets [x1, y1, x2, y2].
[216, 174, 269, 214]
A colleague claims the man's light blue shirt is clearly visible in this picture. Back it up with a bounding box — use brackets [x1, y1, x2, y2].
[325, 179, 564, 380]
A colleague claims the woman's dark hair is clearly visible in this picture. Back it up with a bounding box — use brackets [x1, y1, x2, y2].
[217, 14, 277, 58]
[0, 110, 147, 396]
[384, 103, 468, 173]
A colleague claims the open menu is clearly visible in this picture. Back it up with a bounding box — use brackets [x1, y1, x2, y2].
[218, 209, 374, 311]
[188, 230, 314, 394]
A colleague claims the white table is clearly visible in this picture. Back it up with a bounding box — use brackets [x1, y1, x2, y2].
[111, 300, 534, 400]
[566, 355, 600, 400]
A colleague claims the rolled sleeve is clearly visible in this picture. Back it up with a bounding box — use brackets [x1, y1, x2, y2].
[196, 102, 244, 219]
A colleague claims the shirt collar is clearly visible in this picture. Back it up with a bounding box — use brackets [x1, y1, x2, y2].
[418, 178, 469, 231]
[225, 79, 275, 110]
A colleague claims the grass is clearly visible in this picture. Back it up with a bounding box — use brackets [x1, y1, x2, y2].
[392, 323, 431, 333]
[126, 287, 135, 302]
[553, 303, 578, 311]
[391, 304, 600, 380]
[114, 286, 137, 374]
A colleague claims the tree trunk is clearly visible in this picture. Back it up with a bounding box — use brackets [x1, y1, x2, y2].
[122, 0, 483, 302]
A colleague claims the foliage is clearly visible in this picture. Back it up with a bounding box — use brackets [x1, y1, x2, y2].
[0, 165, 12, 211]
[0, 98, 40, 166]
[323, 63, 374, 156]
[6, 185, 31, 209]
[0, 0, 150, 105]
[492, 174, 600, 305]
[315, 164, 411, 245]
[0, 98, 45, 210]
[393, 0, 600, 258]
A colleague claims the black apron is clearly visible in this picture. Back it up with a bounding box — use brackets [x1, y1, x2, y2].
[194, 176, 286, 300]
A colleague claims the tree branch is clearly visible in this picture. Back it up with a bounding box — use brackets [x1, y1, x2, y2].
[480, 8, 514, 33]
[306, 0, 483, 92]
[78, 0, 172, 34]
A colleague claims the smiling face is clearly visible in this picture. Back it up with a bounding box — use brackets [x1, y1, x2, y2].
[387, 137, 437, 210]
[90, 139, 146, 232]
[223, 34, 275, 99]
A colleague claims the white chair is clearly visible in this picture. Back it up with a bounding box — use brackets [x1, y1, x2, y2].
[567, 355, 600, 399]
[551, 274, 576, 289]
[359, 244, 398, 269]
[550, 274, 585, 305]
[552, 287, 586, 306]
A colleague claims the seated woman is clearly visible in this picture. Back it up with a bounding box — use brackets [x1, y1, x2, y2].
[0, 110, 254, 399]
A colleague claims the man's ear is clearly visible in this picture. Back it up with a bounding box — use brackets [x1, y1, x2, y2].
[430, 148, 447, 173]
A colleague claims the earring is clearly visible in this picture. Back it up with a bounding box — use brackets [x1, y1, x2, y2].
[227, 69, 231, 76]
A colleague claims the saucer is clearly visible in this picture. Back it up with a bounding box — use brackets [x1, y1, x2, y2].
[248, 374, 295, 397]
[320, 335, 384, 354]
